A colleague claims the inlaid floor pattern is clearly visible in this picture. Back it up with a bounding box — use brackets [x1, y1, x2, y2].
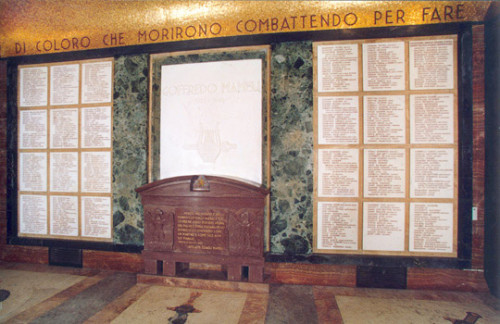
[0, 262, 499, 323]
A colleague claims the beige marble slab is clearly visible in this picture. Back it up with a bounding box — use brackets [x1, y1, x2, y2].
[112, 285, 247, 324]
[237, 292, 269, 324]
[337, 295, 500, 324]
[0, 269, 86, 322]
[84, 283, 152, 323]
[137, 274, 269, 294]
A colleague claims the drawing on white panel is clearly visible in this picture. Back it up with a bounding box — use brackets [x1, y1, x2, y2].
[160, 59, 263, 184]
[184, 123, 237, 164]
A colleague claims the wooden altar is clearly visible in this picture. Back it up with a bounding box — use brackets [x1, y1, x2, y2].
[136, 176, 269, 283]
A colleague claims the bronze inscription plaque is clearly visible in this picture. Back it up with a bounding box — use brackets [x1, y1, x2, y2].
[175, 209, 227, 254]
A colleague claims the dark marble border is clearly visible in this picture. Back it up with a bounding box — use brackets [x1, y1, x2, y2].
[7, 236, 142, 253]
[6, 59, 19, 241]
[265, 253, 471, 269]
[484, 15, 500, 296]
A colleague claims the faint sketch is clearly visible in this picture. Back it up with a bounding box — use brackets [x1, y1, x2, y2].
[184, 123, 236, 164]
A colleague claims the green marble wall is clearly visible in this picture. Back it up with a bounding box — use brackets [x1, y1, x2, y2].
[112, 55, 149, 245]
[269, 42, 314, 254]
[112, 43, 315, 255]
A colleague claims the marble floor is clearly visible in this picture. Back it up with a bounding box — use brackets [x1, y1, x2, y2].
[0, 262, 499, 324]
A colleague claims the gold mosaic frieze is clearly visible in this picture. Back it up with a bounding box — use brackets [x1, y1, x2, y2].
[0, 1, 492, 57]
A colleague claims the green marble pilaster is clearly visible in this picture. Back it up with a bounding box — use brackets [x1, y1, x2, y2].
[112, 55, 149, 245]
[270, 41, 314, 254]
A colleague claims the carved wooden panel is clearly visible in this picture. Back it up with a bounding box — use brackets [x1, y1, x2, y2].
[144, 207, 174, 251]
[228, 208, 263, 257]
